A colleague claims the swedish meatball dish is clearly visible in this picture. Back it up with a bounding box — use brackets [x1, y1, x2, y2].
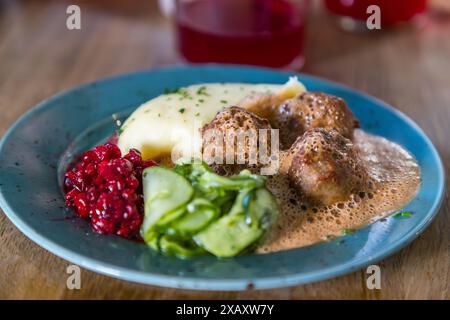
[63, 78, 421, 258]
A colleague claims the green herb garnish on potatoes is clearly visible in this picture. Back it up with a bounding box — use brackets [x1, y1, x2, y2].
[140, 161, 278, 258]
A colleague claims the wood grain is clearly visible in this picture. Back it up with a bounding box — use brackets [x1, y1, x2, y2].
[0, 0, 448, 299]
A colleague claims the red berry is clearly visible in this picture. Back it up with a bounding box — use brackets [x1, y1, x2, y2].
[74, 193, 89, 218]
[125, 175, 139, 190]
[65, 188, 79, 206]
[84, 163, 96, 177]
[82, 150, 98, 163]
[93, 145, 109, 162]
[105, 143, 122, 159]
[124, 149, 142, 165]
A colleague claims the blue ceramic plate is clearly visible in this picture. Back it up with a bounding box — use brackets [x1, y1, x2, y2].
[0, 65, 445, 290]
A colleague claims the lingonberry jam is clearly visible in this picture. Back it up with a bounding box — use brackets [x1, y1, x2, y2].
[64, 142, 157, 239]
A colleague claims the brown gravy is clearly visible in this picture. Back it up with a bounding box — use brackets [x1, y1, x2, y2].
[257, 129, 421, 253]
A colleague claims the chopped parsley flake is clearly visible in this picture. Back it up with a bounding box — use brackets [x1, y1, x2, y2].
[198, 99, 204, 103]
[195, 112, 200, 116]
[220, 99, 228, 104]
[342, 229, 355, 236]
[393, 211, 413, 219]
[164, 87, 191, 100]
[197, 86, 209, 96]
[117, 127, 124, 135]
[164, 87, 180, 94]
[179, 108, 186, 114]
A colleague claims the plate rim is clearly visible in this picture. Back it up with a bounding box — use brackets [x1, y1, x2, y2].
[0, 64, 446, 290]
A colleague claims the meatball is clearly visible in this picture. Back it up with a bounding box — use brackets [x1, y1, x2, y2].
[239, 92, 358, 149]
[201, 106, 274, 175]
[287, 128, 367, 206]
[276, 92, 358, 148]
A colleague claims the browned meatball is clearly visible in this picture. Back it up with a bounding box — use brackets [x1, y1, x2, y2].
[201, 106, 274, 175]
[287, 128, 367, 206]
[276, 92, 358, 148]
[239, 92, 358, 149]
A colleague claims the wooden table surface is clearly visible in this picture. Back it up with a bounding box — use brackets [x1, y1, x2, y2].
[0, 0, 449, 299]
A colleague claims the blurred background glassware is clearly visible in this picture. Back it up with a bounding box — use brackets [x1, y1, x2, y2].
[324, 0, 428, 31]
[173, 0, 309, 69]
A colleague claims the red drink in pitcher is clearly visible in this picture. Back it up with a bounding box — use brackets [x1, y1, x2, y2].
[175, 0, 309, 69]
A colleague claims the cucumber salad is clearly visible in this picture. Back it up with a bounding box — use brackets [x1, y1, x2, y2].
[140, 161, 278, 258]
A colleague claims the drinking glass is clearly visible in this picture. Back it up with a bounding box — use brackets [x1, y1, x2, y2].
[174, 0, 310, 69]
